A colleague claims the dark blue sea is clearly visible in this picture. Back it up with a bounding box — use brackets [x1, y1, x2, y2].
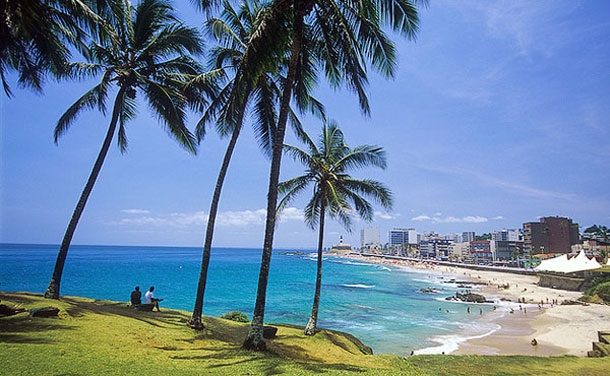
[0, 243, 501, 355]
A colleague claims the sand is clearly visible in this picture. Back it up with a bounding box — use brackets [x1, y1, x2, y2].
[337, 253, 610, 357]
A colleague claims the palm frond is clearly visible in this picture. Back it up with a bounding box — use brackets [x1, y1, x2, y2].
[140, 76, 197, 154]
[54, 82, 108, 143]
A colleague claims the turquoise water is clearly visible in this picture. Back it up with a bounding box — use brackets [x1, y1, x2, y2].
[0, 243, 498, 355]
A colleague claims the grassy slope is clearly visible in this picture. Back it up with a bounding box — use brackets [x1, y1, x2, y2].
[0, 292, 608, 376]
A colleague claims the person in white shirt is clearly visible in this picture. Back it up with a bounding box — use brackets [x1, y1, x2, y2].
[144, 286, 162, 311]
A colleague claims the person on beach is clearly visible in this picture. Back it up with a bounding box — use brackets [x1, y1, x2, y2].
[144, 286, 163, 311]
[130, 286, 141, 306]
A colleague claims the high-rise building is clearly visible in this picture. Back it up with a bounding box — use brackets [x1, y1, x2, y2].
[523, 216, 580, 256]
[492, 229, 520, 242]
[389, 228, 408, 247]
[408, 228, 418, 245]
[462, 232, 476, 243]
[360, 227, 380, 249]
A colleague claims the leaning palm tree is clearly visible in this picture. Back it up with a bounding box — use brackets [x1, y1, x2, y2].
[0, 0, 106, 97]
[278, 120, 392, 335]
[44, 0, 204, 299]
[187, 0, 323, 330]
[243, 0, 424, 350]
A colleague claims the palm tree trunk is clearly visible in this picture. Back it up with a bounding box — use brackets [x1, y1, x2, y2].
[242, 4, 304, 352]
[189, 108, 244, 330]
[44, 89, 125, 299]
[304, 200, 325, 336]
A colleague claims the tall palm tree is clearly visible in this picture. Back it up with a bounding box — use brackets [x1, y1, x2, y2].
[187, 0, 323, 330]
[278, 120, 392, 335]
[44, 0, 204, 299]
[243, 0, 424, 351]
[0, 0, 106, 97]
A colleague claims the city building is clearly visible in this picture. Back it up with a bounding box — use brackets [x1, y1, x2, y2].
[491, 240, 523, 261]
[462, 232, 476, 243]
[389, 228, 409, 247]
[420, 238, 453, 260]
[470, 240, 492, 262]
[408, 228, 418, 245]
[523, 216, 580, 256]
[492, 229, 521, 242]
[449, 242, 471, 261]
[360, 227, 380, 250]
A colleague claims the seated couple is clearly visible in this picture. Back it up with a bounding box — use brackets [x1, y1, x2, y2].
[130, 286, 163, 311]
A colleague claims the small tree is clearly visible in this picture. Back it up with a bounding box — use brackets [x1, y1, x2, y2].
[278, 121, 392, 335]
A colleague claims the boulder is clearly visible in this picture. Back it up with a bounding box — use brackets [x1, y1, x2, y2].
[263, 326, 278, 339]
[29, 307, 60, 318]
[446, 292, 490, 303]
[133, 304, 155, 311]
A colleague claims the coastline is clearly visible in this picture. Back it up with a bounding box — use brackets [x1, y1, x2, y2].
[334, 252, 610, 357]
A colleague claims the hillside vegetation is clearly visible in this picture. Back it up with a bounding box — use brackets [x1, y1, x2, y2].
[0, 292, 608, 375]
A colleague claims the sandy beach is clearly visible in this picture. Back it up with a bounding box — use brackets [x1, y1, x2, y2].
[336, 253, 610, 357]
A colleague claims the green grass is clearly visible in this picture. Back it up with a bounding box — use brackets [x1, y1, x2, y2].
[1, 292, 608, 375]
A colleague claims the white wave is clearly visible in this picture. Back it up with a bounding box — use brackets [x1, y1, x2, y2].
[328, 259, 375, 267]
[342, 283, 376, 289]
[413, 323, 500, 355]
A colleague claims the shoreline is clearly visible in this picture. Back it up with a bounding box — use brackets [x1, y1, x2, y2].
[333, 252, 610, 357]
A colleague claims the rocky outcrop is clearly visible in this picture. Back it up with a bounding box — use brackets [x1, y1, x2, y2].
[29, 307, 60, 317]
[263, 326, 278, 339]
[445, 291, 492, 303]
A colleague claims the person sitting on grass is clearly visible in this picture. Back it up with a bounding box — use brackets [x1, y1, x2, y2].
[130, 286, 142, 306]
[144, 286, 163, 311]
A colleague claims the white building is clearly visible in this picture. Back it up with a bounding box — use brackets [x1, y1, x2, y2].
[360, 227, 380, 249]
[492, 229, 520, 242]
[408, 228, 418, 245]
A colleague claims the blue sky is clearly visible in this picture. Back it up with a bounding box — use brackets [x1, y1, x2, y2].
[1, 0, 609, 249]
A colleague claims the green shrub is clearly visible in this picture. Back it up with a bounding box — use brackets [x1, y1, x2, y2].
[220, 311, 249, 323]
[596, 282, 610, 302]
[578, 295, 604, 304]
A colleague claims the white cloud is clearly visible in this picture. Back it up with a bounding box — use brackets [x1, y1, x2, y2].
[412, 214, 488, 224]
[374, 211, 397, 220]
[412, 215, 432, 222]
[493, 216, 505, 220]
[121, 209, 151, 214]
[277, 207, 305, 222]
[215, 209, 267, 226]
[461, 216, 488, 223]
[109, 209, 271, 228]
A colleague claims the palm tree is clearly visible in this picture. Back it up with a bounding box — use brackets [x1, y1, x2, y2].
[243, 0, 424, 351]
[187, 0, 324, 330]
[0, 0, 106, 97]
[597, 225, 609, 262]
[278, 120, 392, 335]
[44, 0, 204, 299]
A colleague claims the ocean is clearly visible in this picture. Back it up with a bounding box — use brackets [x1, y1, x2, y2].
[0, 243, 502, 355]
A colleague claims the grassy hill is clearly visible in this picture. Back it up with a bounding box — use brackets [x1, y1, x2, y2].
[0, 292, 608, 375]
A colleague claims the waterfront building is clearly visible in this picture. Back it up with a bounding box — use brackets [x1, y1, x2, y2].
[523, 216, 580, 256]
[408, 228, 418, 245]
[470, 240, 492, 262]
[389, 228, 409, 247]
[420, 238, 453, 260]
[449, 242, 471, 261]
[361, 227, 380, 250]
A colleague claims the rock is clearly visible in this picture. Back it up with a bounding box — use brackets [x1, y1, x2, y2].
[133, 304, 155, 311]
[420, 287, 439, 294]
[446, 292, 491, 303]
[263, 326, 278, 339]
[29, 307, 60, 318]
